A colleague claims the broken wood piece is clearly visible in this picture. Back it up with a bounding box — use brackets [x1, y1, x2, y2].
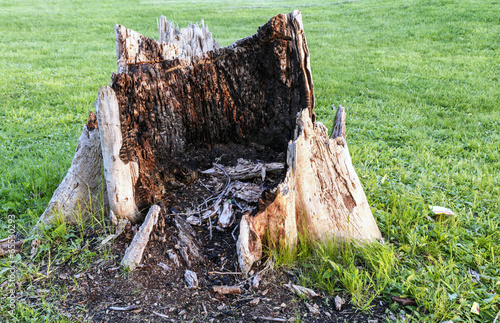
[184, 270, 198, 289]
[186, 199, 223, 226]
[109, 304, 137, 311]
[115, 24, 179, 74]
[334, 295, 345, 311]
[231, 181, 263, 203]
[252, 274, 262, 290]
[305, 302, 320, 315]
[217, 201, 234, 229]
[120, 205, 160, 271]
[200, 159, 284, 182]
[174, 215, 203, 266]
[158, 16, 218, 59]
[167, 249, 180, 267]
[212, 286, 241, 295]
[285, 282, 320, 298]
[35, 112, 106, 227]
[95, 86, 140, 224]
[237, 212, 263, 274]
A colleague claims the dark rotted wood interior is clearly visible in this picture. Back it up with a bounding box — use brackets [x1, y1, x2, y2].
[110, 13, 314, 211]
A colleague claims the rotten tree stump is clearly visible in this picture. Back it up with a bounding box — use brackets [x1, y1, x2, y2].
[37, 10, 381, 273]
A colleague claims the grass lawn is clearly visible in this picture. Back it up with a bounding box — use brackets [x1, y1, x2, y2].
[1, 0, 499, 321]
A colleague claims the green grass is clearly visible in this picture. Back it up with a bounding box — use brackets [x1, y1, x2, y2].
[1, 0, 499, 321]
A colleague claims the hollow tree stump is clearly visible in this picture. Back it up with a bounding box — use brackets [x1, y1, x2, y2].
[38, 10, 381, 273]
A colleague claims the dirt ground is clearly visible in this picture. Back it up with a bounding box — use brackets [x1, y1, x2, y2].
[25, 144, 393, 322]
[32, 229, 391, 323]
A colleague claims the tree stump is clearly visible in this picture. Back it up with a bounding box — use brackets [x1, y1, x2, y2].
[38, 10, 381, 273]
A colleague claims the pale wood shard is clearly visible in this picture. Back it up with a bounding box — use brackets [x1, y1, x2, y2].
[95, 86, 140, 224]
[174, 215, 203, 266]
[120, 205, 160, 271]
[217, 201, 234, 229]
[115, 24, 179, 74]
[285, 282, 320, 298]
[236, 212, 263, 274]
[158, 16, 218, 58]
[167, 249, 180, 267]
[36, 112, 106, 227]
[184, 270, 199, 289]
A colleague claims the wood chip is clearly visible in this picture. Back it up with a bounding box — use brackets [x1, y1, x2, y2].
[285, 282, 319, 298]
[185, 270, 198, 289]
[252, 274, 262, 289]
[213, 286, 241, 295]
[305, 302, 320, 315]
[167, 249, 180, 267]
[249, 298, 260, 306]
[217, 201, 234, 228]
[334, 295, 345, 311]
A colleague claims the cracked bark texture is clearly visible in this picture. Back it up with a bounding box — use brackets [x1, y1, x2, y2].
[110, 11, 314, 211]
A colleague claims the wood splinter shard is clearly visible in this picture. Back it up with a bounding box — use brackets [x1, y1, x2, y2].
[121, 205, 160, 271]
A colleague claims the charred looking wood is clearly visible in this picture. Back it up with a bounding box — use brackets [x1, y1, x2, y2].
[111, 12, 313, 208]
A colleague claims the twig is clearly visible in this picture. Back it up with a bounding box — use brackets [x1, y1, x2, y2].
[153, 311, 169, 318]
[209, 271, 243, 275]
[209, 217, 213, 240]
[231, 224, 239, 241]
[432, 186, 447, 191]
[198, 179, 213, 192]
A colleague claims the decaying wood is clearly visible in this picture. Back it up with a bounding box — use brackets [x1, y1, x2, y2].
[37, 10, 382, 277]
[213, 285, 241, 295]
[115, 25, 179, 74]
[285, 282, 320, 299]
[121, 205, 160, 270]
[200, 159, 284, 182]
[167, 249, 180, 267]
[36, 112, 106, 227]
[237, 108, 382, 273]
[231, 181, 263, 203]
[217, 201, 234, 229]
[158, 16, 218, 58]
[95, 86, 140, 224]
[174, 215, 203, 267]
[184, 270, 199, 289]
